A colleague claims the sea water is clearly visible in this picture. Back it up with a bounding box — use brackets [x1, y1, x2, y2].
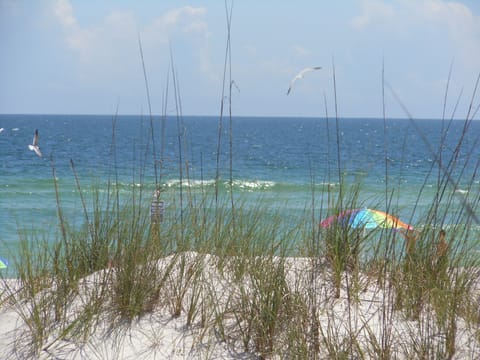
[1, 114, 479, 258]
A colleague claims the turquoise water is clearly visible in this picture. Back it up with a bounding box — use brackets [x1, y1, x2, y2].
[1, 114, 479, 258]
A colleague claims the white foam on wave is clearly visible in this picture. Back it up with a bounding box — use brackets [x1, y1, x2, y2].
[317, 182, 338, 188]
[164, 179, 276, 191]
[165, 179, 216, 188]
[231, 180, 276, 190]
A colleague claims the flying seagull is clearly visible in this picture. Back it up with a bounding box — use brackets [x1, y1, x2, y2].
[28, 129, 42, 157]
[287, 66, 322, 95]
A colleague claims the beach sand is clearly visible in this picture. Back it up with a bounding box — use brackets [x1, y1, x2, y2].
[1, 252, 479, 359]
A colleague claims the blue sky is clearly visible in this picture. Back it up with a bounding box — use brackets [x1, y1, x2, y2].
[1, 0, 479, 118]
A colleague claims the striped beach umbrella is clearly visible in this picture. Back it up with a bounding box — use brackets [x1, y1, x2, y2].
[320, 208, 413, 231]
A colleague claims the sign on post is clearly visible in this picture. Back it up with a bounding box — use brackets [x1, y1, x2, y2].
[151, 190, 164, 223]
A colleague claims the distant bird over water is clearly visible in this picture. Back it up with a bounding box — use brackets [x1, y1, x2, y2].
[287, 66, 322, 95]
[28, 129, 42, 157]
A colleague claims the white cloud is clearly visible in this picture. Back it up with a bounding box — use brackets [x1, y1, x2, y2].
[291, 45, 310, 58]
[141, 6, 215, 82]
[350, 0, 480, 73]
[40, 0, 220, 115]
[408, 0, 480, 66]
[143, 6, 209, 45]
[351, 0, 480, 39]
[159, 6, 205, 27]
[53, 0, 76, 28]
[51, 1, 139, 64]
[49, 1, 216, 86]
[350, 0, 395, 30]
[50, 2, 210, 61]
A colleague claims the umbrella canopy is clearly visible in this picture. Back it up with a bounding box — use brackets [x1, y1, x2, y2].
[320, 208, 413, 231]
[0, 257, 8, 269]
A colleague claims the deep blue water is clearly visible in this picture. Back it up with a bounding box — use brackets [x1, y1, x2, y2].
[1, 114, 479, 257]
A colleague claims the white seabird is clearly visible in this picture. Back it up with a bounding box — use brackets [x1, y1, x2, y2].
[287, 66, 322, 95]
[28, 129, 43, 157]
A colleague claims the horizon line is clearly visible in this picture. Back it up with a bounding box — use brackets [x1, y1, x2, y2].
[0, 113, 474, 121]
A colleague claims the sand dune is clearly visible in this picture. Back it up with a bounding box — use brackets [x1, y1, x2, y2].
[1, 252, 479, 359]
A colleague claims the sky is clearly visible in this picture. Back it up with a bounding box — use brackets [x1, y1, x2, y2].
[1, 0, 479, 119]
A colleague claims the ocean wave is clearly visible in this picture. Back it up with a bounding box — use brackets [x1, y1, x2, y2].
[231, 180, 276, 190]
[165, 179, 217, 188]
[163, 179, 276, 191]
[161, 178, 339, 193]
[317, 182, 339, 188]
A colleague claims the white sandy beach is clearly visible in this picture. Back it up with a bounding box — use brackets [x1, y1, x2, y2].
[1, 252, 479, 359]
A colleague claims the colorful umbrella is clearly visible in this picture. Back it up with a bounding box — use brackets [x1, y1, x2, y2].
[0, 257, 8, 269]
[320, 208, 413, 231]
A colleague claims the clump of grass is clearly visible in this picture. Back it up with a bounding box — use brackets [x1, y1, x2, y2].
[109, 219, 164, 321]
[320, 182, 369, 299]
[228, 256, 289, 357]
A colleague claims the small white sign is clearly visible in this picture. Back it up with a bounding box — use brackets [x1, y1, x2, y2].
[151, 200, 164, 223]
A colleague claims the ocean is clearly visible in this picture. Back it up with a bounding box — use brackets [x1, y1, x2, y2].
[1, 114, 479, 259]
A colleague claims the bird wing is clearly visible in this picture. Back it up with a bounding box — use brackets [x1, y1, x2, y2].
[297, 66, 322, 78]
[33, 146, 42, 157]
[287, 73, 304, 95]
[33, 129, 39, 146]
[287, 84, 293, 95]
[287, 66, 322, 95]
